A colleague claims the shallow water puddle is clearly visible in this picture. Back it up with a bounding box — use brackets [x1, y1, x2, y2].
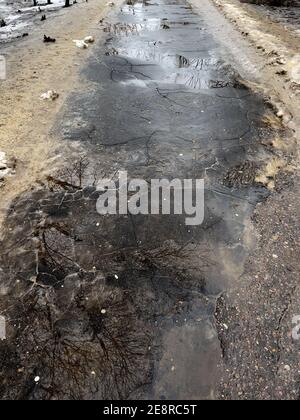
[102, 1, 242, 91]
[0, 0, 275, 400]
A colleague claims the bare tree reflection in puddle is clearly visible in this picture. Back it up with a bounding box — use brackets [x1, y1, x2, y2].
[0, 158, 210, 399]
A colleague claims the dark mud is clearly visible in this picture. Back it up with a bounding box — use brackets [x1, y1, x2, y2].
[0, 0, 278, 400]
[216, 171, 300, 400]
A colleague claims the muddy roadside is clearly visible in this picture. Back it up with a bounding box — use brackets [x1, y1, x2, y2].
[216, 170, 300, 400]
[0, 0, 121, 226]
[210, 0, 300, 134]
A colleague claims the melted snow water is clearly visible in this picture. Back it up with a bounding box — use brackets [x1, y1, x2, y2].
[0, 0, 274, 400]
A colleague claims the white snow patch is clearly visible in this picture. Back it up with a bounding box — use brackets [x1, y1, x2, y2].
[73, 39, 89, 49]
[121, 79, 148, 88]
[287, 55, 300, 85]
[0, 151, 10, 180]
[40, 90, 59, 100]
[212, 0, 300, 89]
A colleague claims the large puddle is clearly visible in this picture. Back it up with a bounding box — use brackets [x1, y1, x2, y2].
[0, 0, 277, 400]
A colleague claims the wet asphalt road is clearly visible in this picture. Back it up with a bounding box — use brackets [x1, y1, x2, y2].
[56, 0, 269, 399]
[0, 0, 272, 400]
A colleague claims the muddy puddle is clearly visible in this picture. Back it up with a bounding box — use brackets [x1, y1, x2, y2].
[0, 0, 277, 400]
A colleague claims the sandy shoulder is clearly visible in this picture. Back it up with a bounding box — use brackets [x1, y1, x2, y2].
[0, 0, 117, 224]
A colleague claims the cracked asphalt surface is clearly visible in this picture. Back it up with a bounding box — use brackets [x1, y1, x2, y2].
[0, 0, 280, 400]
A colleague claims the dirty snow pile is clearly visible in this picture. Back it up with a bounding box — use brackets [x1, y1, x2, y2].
[213, 0, 300, 90]
[286, 55, 300, 86]
[73, 36, 95, 49]
[40, 90, 59, 100]
[0, 0, 70, 42]
[0, 151, 11, 183]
